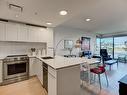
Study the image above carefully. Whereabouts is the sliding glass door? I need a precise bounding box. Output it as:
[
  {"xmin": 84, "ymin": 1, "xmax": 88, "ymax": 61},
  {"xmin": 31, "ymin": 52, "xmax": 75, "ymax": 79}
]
[
  {"xmin": 101, "ymin": 38, "xmax": 113, "ymax": 58},
  {"xmin": 114, "ymin": 36, "xmax": 127, "ymax": 59},
  {"xmin": 96, "ymin": 36, "xmax": 127, "ymax": 59}
]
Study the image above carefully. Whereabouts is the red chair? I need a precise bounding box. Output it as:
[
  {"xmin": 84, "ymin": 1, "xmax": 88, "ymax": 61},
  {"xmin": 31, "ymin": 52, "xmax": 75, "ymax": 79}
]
[{"xmin": 90, "ymin": 65, "xmax": 109, "ymax": 89}]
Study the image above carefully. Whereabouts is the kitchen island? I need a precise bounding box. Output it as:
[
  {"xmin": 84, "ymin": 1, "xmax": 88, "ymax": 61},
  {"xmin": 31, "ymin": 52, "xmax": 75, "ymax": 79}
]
[{"xmin": 36, "ymin": 56, "xmax": 99, "ymax": 95}]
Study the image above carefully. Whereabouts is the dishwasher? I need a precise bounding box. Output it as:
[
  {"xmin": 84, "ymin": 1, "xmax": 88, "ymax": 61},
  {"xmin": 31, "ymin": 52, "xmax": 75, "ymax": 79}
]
[{"xmin": 43, "ymin": 62, "xmax": 48, "ymax": 92}]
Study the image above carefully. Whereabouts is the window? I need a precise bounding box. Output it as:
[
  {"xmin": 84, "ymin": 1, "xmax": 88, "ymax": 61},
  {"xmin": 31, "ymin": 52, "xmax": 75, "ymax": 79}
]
[
  {"xmin": 114, "ymin": 36, "xmax": 127, "ymax": 58},
  {"xmin": 101, "ymin": 37, "xmax": 113, "ymax": 58},
  {"xmin": 96, "ymin": 36, "xmax": 127, "ymax": 59}
]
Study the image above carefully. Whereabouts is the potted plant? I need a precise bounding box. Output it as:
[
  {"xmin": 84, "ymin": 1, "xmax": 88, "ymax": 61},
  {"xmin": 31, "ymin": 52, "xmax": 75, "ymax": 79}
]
[{"xmin": 31, "ymin": 48, "xmax": 36, "ymax": 56}]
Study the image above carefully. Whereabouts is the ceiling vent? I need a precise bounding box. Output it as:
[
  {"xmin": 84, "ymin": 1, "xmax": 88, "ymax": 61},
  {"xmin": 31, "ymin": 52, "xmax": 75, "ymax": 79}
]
[{"xmin": 9, "ymin": 4, "xmax": 23, "ymax": 12}]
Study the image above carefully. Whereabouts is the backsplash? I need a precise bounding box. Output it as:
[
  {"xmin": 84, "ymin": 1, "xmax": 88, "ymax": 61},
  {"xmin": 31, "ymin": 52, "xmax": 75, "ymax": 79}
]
[{"xmin": 0, "ymin": 42, "xmax": 46, "ymax": 57}]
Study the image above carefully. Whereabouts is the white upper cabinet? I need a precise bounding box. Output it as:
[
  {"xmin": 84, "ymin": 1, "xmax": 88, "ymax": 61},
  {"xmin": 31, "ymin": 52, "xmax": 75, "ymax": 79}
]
[
  {"xmin": 28, "ymin": 26, "xmax": 39, "ymax": 42},
  {"xmin": 46, "ymin": 28, "xmax": 53, "ymax": 47},
  {"xmin": 6, "ymin": 22, "xmax": 19, "ymax": 41},
  {"xmin": 28, "ymin": 26, "xmax": 51, "ymax": 43},
  {"xmin": 0, "ymin": 21, "xmax": 53, "ymax": 43},
  {"xmin": 38, "ymin": 27, "xmax": 47, "ymax": 42},
  {"xmin": 0, "ymin": 21, "xmax": 6, "ymax": 41},
  {"xmin": 17, "ymin": 24, "xmax": 28, "ymax": 41}
]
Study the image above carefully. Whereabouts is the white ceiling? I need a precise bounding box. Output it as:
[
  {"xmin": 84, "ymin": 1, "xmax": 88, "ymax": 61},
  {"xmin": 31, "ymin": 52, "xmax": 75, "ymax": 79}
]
[
  {"xmin": 59, "ymin": 0, "xmax": 127, "ymax": 34},
  {"xmin": 0, "ymin": 0, "xmax": 87, "ymax": 27},
  {"xmin": 0, "ymin": 0, "xmax": 127, "ymax": 34}
]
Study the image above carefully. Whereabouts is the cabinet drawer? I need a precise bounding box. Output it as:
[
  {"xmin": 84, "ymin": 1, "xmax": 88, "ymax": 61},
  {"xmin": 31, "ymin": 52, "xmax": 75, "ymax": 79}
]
[{"xmin": 48, "ymin": 66, "xmax": 56, "ymax": 78}]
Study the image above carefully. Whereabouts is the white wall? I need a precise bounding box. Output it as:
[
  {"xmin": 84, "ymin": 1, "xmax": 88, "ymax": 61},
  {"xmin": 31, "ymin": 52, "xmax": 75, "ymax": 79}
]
[
  {"xmin": 0, "ymin": 42, "xmax": 46, "ymax": 58},
  {"xmin": 54, "ymin": 26, "xmax": 96, "ymax": 56}
]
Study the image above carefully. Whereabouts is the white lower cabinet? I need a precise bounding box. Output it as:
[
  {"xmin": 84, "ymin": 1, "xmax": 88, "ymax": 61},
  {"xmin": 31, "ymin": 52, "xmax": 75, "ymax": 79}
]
[
  {"xmin": 0, "ymin": 60, "xmax": 3, "ymax": 83},
  {"xmin": 35, "ymin": 58, "xmax": 43, "ymax": 84},
  {"xmin": 29, "ymin": 58, "xmax": 43, "ymax": 85},
  {"xmin": 48, "ymin": 66, "xmax": 57, "ymax": 95},
  {"xmin": 29, "ymin": 58, "xmax": 59, "ymax": 95},
  {"xmin": 29, "ymin": 58, "xmax": 36, "ymax": 76}
]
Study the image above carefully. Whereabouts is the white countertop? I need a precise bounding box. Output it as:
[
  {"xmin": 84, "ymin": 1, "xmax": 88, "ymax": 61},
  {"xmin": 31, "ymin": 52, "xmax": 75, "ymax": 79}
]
[
  {"xmin": 33, "ymin": 56, "xmax": 100, "ymax": 70},
  {"xmin": 0, "ymin": 56, "xmax": 6, "ymax": 60}
]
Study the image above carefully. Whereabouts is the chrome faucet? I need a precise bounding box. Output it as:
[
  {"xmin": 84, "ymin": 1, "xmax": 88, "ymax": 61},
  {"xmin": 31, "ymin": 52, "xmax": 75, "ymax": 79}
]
[{"xmin": 48, "ymin": 39, "xmax": 64, "ymax": 58}]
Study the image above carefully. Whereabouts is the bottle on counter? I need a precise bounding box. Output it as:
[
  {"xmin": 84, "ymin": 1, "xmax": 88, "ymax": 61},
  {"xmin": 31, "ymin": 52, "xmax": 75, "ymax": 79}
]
[{"xmin": 37, "ymin": 49, "xmax": 41, "ymax": 56}]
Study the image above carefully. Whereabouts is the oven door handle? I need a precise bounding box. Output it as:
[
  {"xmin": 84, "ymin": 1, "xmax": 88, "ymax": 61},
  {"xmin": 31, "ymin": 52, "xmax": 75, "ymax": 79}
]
[{"xmin": 4, "ymin": 61, "xmax": 28, "ymax": 65}]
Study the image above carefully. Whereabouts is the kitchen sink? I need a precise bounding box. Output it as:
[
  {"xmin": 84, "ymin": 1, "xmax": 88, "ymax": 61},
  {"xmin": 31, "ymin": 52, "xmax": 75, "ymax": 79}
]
[{"xmin": 41, "ymin": 56, "xmax": 54, "ymax": 59}]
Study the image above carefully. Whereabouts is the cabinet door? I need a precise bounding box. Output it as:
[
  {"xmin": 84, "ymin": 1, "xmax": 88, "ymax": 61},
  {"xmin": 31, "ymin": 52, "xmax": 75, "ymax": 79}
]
[
  {"xmin": 40, "ymin": 28, "xmax": 53, "ymax": 43},
  {"xmin": 28, "ymin": 26, "xmax": 39, "ymax": 42},
  {"xmin": 6, "ymin": 22, "xmax": 19, "ymax": 41},
  {"xmin": 38, "ymin": 28, "xmax": 46, "ymax": 42},
  {"xmin": 29, "ymin": 58, "xmax": 43, "ymax": 84},
  {"xmin": 46, "ymin": 28, "xmax": 53, "ymax": 44},
  {"xmin": 28, "ymin": 26, "xmax": 53, "ymax": 43},
  {"xmin": 0, "ymin": 60, "xmax": 3, "ymax": 83},
  {"xmin": 18, "ymin": 24, "xmax": 28, "ymax": 41},
  {"xmin": 29, "ymin": 58, "xmax": 36, "ymax": 76},
  {"xmin": 35, "ymin": 59, "xmax": 43, "ymax": 84},
  {"xmin": 48, "ymin": 72, "xmax": 57, "ymax": 95},
  {"xmin": 48, "ymin": 66, "xmax": 57, "ymax": 95},
  {"xmin": 46, "ymin": 28, "xmax": 54, "ymax": 56},
  {"xmin": 0, "ymin": 21, "xmax": 6, "ymax": 41}
]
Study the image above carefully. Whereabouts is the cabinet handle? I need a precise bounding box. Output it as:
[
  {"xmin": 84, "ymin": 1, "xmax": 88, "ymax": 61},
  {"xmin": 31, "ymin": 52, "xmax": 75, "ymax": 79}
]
[
  {"xmin": 48, "ymin": 72, "xmax": 56, "ymax": 78},
  {"xmin": 43, "ymin": 67, "xmax": 48, "ymax": 70}
]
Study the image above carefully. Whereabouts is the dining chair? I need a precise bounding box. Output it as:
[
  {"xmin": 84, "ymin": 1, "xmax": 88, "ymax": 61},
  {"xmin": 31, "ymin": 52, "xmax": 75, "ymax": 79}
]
[
  {"xmin": 100, "ymin": 49, "xmax": 112, "ymax": 63},
  {"xmin": 90, "ymin": 64, "xmax": 109, "ymax": 89}
]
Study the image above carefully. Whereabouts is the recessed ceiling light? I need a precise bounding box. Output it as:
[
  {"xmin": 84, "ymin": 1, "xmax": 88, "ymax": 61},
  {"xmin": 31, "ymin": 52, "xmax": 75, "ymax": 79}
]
[
  {"xmin": 46, "ymin": 22, "xmax": 52, "ymax": 25},
  {"xmin": 86, "ymin": 18, "xmax": 91, "ymax": 22},
  {"xmin": 15, "ymin": 14, "xmax": 19, "ymax": 17},
  {"xmin": 59, "ymin": 10, "xmax": 68, "ymax": 16}
]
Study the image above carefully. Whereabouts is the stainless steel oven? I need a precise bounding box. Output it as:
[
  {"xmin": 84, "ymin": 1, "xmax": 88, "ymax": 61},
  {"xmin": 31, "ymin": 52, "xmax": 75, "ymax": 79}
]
[{"xmin": 3, "ymin": 55, "xmax": 29, "ymax": 85}]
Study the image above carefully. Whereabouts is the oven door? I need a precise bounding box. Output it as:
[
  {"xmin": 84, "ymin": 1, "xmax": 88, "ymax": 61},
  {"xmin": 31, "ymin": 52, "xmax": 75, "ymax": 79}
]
[
  {"xmin": 43, "ymin": 63, "xmax": 48, "ymax": 92},
  {"xmin": 3, "ymin": 61, "xmax": 29, "ymax": 80}
]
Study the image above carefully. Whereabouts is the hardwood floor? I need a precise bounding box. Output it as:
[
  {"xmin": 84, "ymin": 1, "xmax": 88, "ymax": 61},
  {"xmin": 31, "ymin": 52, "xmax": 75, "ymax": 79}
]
[{"xmin": 0, "ymin": 77, "xmax": 46, "ymax": 95}]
